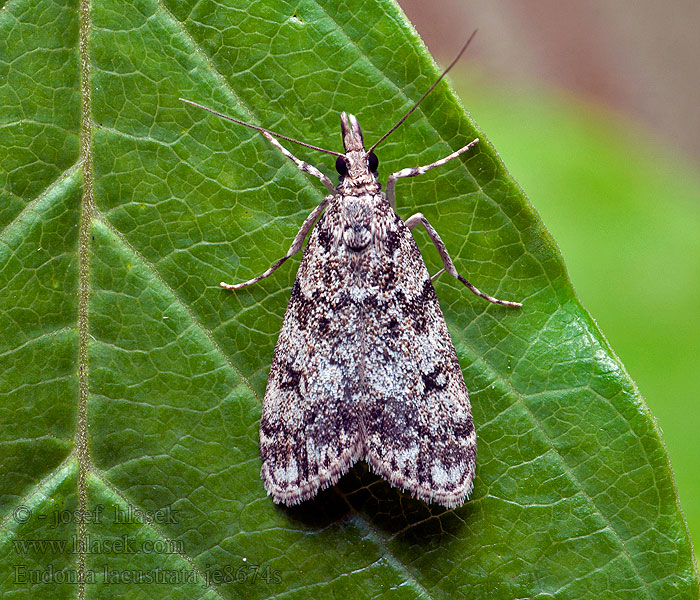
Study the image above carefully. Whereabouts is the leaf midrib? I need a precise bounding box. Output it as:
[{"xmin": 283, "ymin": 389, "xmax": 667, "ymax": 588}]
[{"xmin": 76, "ymin": 0, "xmax": 94, "ymax": 598}]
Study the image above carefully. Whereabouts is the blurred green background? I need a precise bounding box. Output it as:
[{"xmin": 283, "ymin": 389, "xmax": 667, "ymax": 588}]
[
  {"xmin": 455, "ymin": 74, "xmax": 700, "ymax": 559},
  {"xmin": 398, "ymin": 0, "xmax": 700, "ymax": 563}
]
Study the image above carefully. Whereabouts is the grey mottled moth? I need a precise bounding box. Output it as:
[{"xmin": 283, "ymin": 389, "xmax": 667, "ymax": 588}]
[{"xmin": 181, "ymin": 32, "xmax": 522, "ymax": 509}]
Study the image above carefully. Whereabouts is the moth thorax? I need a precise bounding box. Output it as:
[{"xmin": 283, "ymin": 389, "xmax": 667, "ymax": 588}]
[{"xmin": 343, "ymin": 222, "xmax": 372, "ymax": 252}]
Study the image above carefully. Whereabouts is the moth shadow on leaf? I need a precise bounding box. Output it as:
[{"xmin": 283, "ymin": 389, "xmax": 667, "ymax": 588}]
[{"xmin": 278, "ymin": 462, "xmax": 471, "ymax": 543}]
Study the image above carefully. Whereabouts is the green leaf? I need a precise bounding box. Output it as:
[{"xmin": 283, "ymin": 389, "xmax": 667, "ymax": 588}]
[
  {"xmin": 0, "ymin": 0, "xmax": 697, "ymax": 598},
  {"xmin": 461, "ymin": 79, "xmax": 700, "ymax": 564}
]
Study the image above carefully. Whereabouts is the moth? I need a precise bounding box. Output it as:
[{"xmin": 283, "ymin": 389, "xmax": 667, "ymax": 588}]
[{"xmin": 181, "ymin": 32, "xmax": 522, "ymax": 509}]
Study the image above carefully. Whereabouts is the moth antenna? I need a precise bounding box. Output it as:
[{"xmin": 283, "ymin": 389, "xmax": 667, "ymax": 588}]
[
  {"xmin": 367, "ymin": 29, "xmax": 478, "ymax": 155},
  {"xmin": 179, "ymin": 98, "xmax": 344, "ymax": 158}
]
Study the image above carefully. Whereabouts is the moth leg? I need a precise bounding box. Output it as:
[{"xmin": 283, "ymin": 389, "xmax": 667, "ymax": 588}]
[
  {"xmin": 405, "ymin": 212, "xmax": 522, "ymax": 307},
  {"xmin": 261, "ymin": 132, "xmax": 336, "ymax": 193},
  {"xmin": 385, "ymin": 138, "xmax": 479, "ymax": 209},
  {"xmin": 221, "ymin": 194, "xmax": 332, "ymax": 290}
]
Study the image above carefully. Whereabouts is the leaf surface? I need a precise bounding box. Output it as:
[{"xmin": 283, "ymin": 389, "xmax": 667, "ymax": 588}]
[{"xmin": 0, "ymin": 0, "xmax": 697, "ymax": 598}]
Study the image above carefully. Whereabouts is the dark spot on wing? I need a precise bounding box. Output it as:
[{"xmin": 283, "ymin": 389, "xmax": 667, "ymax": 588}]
[
  {"xmin": 387, "ymin": 317, "xmax": 400, "ymax": 338},
  {"xmin": 385, "ymin": 228, "xmax": 401, "ymax": 253},
  {"xmin": 279, "ymin": 364, "xmax": 302, "ymax": 391},
  {"xmin": 288, "ymin": 279, "xmax": 312, "ymax": 330},
  {"xmin": 363, "ymin": 295, "xmax": 378, "ymax": 310},
  {"xmin": 316, "ymin": 224, "xmax": 331, "ymax": 252},
  {"xmin": 422, "ymin": 367, "xmax": 447, "ymax": 392},
  {"xmin": 318, "ymin": 315, "xmax": 330, "ymax": 333}
]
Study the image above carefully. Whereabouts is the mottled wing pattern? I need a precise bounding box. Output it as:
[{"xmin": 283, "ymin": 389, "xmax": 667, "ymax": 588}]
[
  {"xmin": 361, "ymin": 202, "xmax": 476, "ymax": 508},
  {"xmin": 260, "ymin": 199, "xmax": 364, "ymax": 505},
  {"xmin": 261, "ymin": 194, "xmax": 475, "ymax": 508}
]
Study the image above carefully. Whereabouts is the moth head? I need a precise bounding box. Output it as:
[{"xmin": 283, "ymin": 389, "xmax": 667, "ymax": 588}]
[{"xmin": 337, "ymin": 112, "xmax": 379, "ymax": 184}]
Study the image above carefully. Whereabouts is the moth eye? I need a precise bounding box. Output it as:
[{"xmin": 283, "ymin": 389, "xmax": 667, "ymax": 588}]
[
  {"xmin": 368, "ymin": 151, "xmax": 379, "ymax": 172},
  {"xmin": 335, "ymin": 156, "xmax": 349, "ymax": 176}
]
